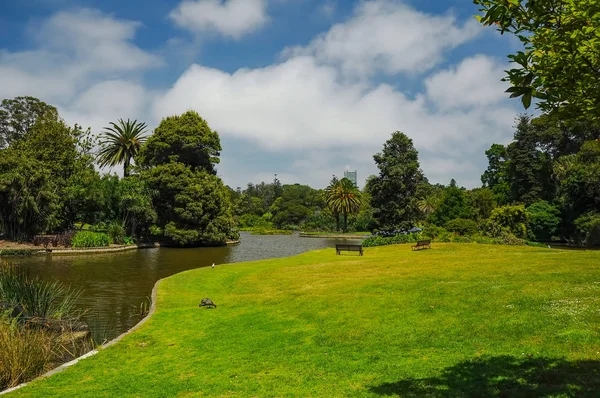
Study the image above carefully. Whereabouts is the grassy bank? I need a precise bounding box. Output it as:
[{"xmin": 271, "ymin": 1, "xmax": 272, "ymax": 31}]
[{"xmin": 12, "ymin": 244, "xmax": 600, "ymax": 396}]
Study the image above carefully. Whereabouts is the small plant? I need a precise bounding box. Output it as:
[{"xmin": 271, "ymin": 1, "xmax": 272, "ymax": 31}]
[
  {"xmin": 71, "ymin": 231, "xmax": 110, "ymax": 248},
  {"xmin": 107, "ymin": 222, "xmax": 126, "ymax": 245},
  {"xmin": 123, "ymin": 236, "xmax": 136, "ymax": 245},
  {"xmin": 250, "ymin": 229, "xmax": 293, "ymax": 236}
]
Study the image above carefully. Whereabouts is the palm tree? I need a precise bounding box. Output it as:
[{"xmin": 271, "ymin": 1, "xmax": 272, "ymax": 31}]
[
  {"xmin": 418, "ymin": 195, "xmax": 439, "ymax": 218},
  {"xmin": 97, "ymin": 119, "xmax": 148, "ymax": 177},
  {"xmin": 326, "ymin": 178, "xmax": 362, "ymax": 232},
  {"xmin": 325, "ymin": 176, "xmax": 341, "ymax": 231}
]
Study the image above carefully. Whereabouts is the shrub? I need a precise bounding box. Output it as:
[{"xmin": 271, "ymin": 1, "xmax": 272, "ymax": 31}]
[
  {"xmin": 250, "ymin": 229, "xmax": 293, "ymax": 236},
  {"xmin": 362, "ymin": 233, "xmax": 421, "ymax": 247},
  {"xmin": 485, "ymin": 205, "xmax": 528, "ymax": 239},
  {"xmin": 526, "ymin": 201, "xmax": 561, "ymax": 241},
  {"xmin": 575, "ymin": 212, "xmax": 600, "ymax": 246},
  {"xmin": 70, "ymin": 231, "xmax": 110, "ymax": 248},
  {"xmin": 444, "ymin": 218, "xmax": 478, "ymax": 236},
  {"xmin": 107, "ymin": 222, "xmax": 126, "ymax": 245},
  {"xmin": 422, "ymin": 225, "xmax": 449, "ymax": 240}
]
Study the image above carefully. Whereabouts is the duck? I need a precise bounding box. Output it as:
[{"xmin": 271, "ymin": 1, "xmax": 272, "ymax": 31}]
[{"xmin": 199, "ymin": 298, "xmax": 217, "ymax": 308}]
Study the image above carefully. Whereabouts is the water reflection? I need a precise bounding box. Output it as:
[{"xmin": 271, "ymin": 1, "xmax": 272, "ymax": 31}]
[{"xmin": 10, "ymin": 232, "xmax": 361, "ymax": 342}]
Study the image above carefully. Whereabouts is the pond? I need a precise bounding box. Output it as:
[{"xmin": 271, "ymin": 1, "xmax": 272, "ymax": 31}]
[{"xmin": 9, "ymin": 232, "xmax": 362, "ymax": 342}]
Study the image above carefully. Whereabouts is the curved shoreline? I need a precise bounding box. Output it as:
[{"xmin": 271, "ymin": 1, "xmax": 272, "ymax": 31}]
[
  {"xmin": 299, "ymin": 233, "xmax": 368, "ymax": 239},
  {"xmin": 0, "ymin": 277, "xmax": 162, "ymax": 395}
]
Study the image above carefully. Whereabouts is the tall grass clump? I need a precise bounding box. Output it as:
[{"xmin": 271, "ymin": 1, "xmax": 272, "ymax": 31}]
[
  {"xmin": 0, "ymin": 266, "xmax": 81, "ymax": 320},
  {"xmin": 0, "ymin": 315, "xmax": 55, "ymax": 390},
  {"xmin": 70, "ymin": 231, "xmax": 110, "ymax": 248}
]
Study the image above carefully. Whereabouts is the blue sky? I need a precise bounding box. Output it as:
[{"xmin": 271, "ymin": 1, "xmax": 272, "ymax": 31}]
[{"xmin": 0, "ymin": 0, "xmax": 523, "ymax": 189}]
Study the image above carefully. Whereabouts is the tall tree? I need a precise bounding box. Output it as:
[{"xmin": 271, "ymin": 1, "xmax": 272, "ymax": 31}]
[
  {"xmin": 138, "ymin": 111, "xmax": 235, "ymax": 246},
  {"xmin": 481, "ymin": 143, "xmax": 510, "ymax": 204},
  {"xmin": 506, "ymin": 115, "xmax": 554, "ymax": 205},
  {"xmin": 139, "ymin": 111, "xmax": 221, "ymax": 174},
  {"xmin": 326, "ymin": 178, "xmax": 362, "ymax": 232},
  {"xmin": 430, "ymin": 180, "xmax": 472, "ymax": 226},
  {"xmin": 97, "ymin": 119, "xmax": 148, "ymax": 177},
  {"xmin": 0, "ymin": 96, "xmax": 59, "ymax": 148},
  {"xmin": 474, "ymin": 0, "xmax": 600, "ymax": 121},
  {"xmin": 325, "ymin": 176, "xmax": 341, "ymax": 231},
  {"xmin": 367, "ymin": 132, "xmax": 424, "ymax": 231}
]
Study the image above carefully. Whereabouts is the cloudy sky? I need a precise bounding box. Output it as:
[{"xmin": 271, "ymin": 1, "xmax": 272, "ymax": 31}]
[{"xmin": 1, "ymin": 0, "xmax": 523, "ymax": 189}]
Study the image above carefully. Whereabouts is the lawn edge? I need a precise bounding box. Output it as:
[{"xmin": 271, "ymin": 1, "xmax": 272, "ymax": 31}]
[{"xmin": 0, "ymin": 279, "xmax": 162, "ymax": 396}]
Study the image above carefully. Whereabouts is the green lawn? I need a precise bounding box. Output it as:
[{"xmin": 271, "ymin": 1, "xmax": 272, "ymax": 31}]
[{"xmin": 12, "ymin": 244, "xmax": 600, "ymax": 397}]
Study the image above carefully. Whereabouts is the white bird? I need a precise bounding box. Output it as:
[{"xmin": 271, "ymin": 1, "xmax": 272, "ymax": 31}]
[{"xmin": 212, "ymin": 263, "xmax": 215, "ymax": 269}]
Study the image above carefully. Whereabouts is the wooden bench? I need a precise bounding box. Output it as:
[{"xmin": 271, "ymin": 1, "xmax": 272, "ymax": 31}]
[
  {"xmin": 336, "ymin": 244, "xmax": 363, "ymax": 256},
  {"xmin": 412, "ymin": 240, "xmax": 431, "ymax": 251}
]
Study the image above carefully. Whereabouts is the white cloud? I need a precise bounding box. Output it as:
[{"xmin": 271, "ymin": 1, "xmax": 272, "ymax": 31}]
[
  {"xmin": 283, "ymin": 0, "xmax": 481, "ymax": 78},
  {"xmin": 154, "ymin": 51, "xmax": 517, "ymax": 188},
  {"xmin": 425, "ymin": 55, "xmax": 509, "ymax": 109},
  {"xmin": 170, "ymin": 0, "xmax": 268, "ymax": 39},
  {"xmin": 0, "ymin": 9, "xmax": 160, "ymax": 133}
]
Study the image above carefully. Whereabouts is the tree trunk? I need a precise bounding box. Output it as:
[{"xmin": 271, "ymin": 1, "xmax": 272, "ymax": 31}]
[
  {"xmin": 124, "ymin": 157, "xmax": 131, "ymax": 178},
  {"xmin": 343, "ymin": 211, "xmax": 348, "ymax": 233}
]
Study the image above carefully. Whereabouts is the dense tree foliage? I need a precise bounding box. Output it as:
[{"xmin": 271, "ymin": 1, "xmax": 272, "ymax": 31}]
[
  {"xmin": 474, "ymin": 0, "xmax": 600, "ymax": 121},
  {"xmin": 367, "ymin": 132, "xmax": 424, "ymax": 231},
  {"xmin": 138, "ymin": 111, "xmax": 235, "ymax": 246},
  {"xmin": 325, "ymin": 178, "xmax": 362, "ymax": 233},
  {"xmin": 0, "ymin": 96, "xmax": 59, "ymax": 149},
  {"xmin": 139, "ymin": 111, "xmax": 222, "ymax": 175}
]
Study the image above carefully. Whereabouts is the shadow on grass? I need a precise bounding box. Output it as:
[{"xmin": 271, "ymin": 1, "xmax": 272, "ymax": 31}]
[{"xmin": 370, "ymin": 356, "xmax": 600, "ymax": 397}]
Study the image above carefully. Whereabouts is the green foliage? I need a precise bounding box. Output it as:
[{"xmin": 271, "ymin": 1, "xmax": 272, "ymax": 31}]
[
  {"xmin": 325, "ymin": 178, "xmax": 362, "ymax": 232},
  {"xmin": 250, "ymin": 229, "xmax": 293, "ymax": 236},
  {"xmin": 0, "ymin": 96, "xmax": 59, "ymax": 149},
  {"xmin": 139, "ymin": 111, "xmax": 222, "ymax": 175},
  {"xmin": 107, "ymin": 221, "xmax": 126, "ymax": 245},
  {"xmin": 367, "ymin": 132, "xmax": 424, "ymax": 231},
  {"xmin": 575, "ymin": 212, "xmax": 600, "ymax": 246},
  {"xmin": 526, "ymin": 201, "xmax": 561, "ymax": 241},
  {"xmin": 0, "ymin": 265, "xmax": 81, "ymax": 320},
  {"xmin": 430, "ymin": 180, "xmax": 472, "ymax": 226},
  {"xmin": 474, "ymin": 0, "xmax": 600, "ymax": 121},
  {"xmin": 237, "ymin": 214, "xmax": 272, "ymax": 229},
  {"xmin": 270, "ymin": 184, "xmax": 321, "ymax": 229},
  {"xmin": 445, "ymin": 218, "xmax": 478, "ymax": 236},
  {"xmin": 97, "ymin": 119, "xmax": 148, "ymax": 177},
  {"xmin": 71, "ymin": 231, "xmax": 110, "ymax": 248},
  {"xmin": 469, "ymin": 188, "xmax": 497, "ymax": 220},
  {"xmin": 506, "ymin": 115, "xmax": 554, "ymax": 204},
  {"xmin": 362, "ymin": 233, "xmax": 422, "ymax": 247},
  {"xmin": 486, "ymin": 205, "xmax": 529, "ymax": 239}
]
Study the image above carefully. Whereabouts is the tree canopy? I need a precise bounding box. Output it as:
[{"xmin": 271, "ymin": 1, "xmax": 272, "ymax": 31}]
[{"xmin": 474, "ymin": 0, "xmax": 600, "ymax": 121}]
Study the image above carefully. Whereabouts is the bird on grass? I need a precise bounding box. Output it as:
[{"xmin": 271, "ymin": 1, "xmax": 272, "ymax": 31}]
[
  {"xmin": 212, "ymin": 263, "xmax": 215, "ymax": 269},
  {"xmin": 199, "ymin": 298, "xmax": 217, "ymax": 308}
]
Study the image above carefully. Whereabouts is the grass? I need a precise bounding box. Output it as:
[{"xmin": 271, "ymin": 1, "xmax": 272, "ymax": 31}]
[
  {"xmin": 300, "ymin": 231, "xmax": 370, "ymax": 236},
  {"xmin": 11, "ymin": 244, "xmax": 600, "ymax": 397},
  {"xmin": 249, "ymin": 228, "xmax": 294, "ymax": 235}
]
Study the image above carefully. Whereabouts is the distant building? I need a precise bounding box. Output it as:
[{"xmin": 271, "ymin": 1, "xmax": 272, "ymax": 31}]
[{"xmin": 344, "ymin": 170, "xmax": 358, "ymax": 187}]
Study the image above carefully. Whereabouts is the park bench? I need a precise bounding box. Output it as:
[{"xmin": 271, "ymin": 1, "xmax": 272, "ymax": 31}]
[
  {"xmin": 412, "ymin": 240, "xmax": 431, "ymax": 251},
  {"xmin": 335, "ymin": 244, "xmax": 363, "ymax": 256}
]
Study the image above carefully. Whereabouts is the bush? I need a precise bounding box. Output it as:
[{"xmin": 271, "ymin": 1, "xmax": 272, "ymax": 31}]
[
  {"xmin": 107, "ymin": 222, "xmax": 126, "ymax": 245},
  {"xmin": 575, "ymin": 212, "xmax": 600, "ymax": 246},
  {"xmin": 363, "ymin": 233, "xmax": 421, "ymax": 247},
  {"xmin": 444, "ymin": 218, "xmax": 478, "ymax": 236},
  {"xmin": 71, "ymin": 231, "xmax": 110, "ymax": 248},
  {"xmin": 422, "ymin": 225, "xmax": 449, "ymax": 240},
  {"xmin": 250, "ymin": 229, "xmax": 293, "ymax": 236},
  {"xmin": 526, "ymin": 201, "xmax": 561, "ymax": 241},
  {"xmin": 487, "ymin": 205, "xmax": 528, "ymax": 238}
]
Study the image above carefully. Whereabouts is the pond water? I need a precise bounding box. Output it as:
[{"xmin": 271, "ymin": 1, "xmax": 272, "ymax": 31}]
[{"xmin": 9, "ymin": 232, "xmax": 362, "ymax": 342}]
